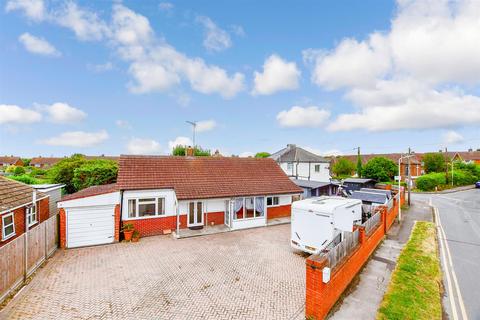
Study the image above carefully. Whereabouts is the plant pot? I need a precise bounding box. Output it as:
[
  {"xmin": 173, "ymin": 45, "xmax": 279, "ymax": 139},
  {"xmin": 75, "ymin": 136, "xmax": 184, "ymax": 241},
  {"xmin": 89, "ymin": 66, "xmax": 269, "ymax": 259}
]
[
  {"xmin": 132, "ymin": 237, "xmax": 140, "ymax": 243},
  {"xmin": 124, "ymin": 230, "xmax": 134, "ymax": 241}
]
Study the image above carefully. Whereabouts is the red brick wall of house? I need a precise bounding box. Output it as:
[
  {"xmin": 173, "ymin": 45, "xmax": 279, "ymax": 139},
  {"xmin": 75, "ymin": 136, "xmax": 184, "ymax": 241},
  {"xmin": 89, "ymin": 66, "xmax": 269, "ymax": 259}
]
[
  {"xmin": 0, "ymin": 198, "xmax": 50, "ymax": 248},
  {"xmin": 267, "ymin": 204, "xmax": 291, "ymax": 219},
  {"xmin": 205, "ymin": 211, "xmax": 224, "ymax": 226},
  {"xmin": 124, "ymin": 215, "xmax": 188, "ymax": 237},
  {"xmin": 305, "ymin": 192, "xmax": 403, "ymax": 320}
]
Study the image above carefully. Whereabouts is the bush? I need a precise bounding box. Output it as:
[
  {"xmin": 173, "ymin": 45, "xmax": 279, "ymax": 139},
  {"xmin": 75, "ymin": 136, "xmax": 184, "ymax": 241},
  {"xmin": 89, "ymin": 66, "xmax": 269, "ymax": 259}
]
[
  {"xmin": 72, "ymin": 159, "xmax": 118, "ymax": 191},
  {"xmin": 254, "ymin": 152, "xmax": 271, "ymax": 158},
  {"xmin": 452, "ymin": 170, "xmax": 477, "ymax": 186},
  {"xmin": 333, "ymin": 157, "xmax": 356, "ymax": 177},
  {"xmin": 5, "ymin": 165, "xmax": 16, "ymax": 173},
  {"xmin": 416, "ymin": 173, "xmax": 446, "ymax": 191},
  {"xmin": 48, "ymin": 155, "xmax": 87, "ymax": 193},
  {"xmin": 13, "ymin": 166, "xmax": 26, "ymax": 176},
  {"xmin": 423, "ymin": 153, "xmax": 447, "ymax": 173},
  {"xmin": 172, "ymin": 145, "xmax": 211, "ymax": 156},
  {"xmin": 9, "ymin": 174, "xmax": 43, "ymax": 185},
  {"xmin": 362, "ymin": 157, "xmax": 398, "ymax": 182}
]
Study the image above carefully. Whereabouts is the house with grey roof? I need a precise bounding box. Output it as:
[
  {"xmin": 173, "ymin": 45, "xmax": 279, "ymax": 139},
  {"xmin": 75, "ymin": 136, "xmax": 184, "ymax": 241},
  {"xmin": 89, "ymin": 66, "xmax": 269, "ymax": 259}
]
[{"xmin": 270, "ymin": 144, "xmax": 331, "ymax": 182}]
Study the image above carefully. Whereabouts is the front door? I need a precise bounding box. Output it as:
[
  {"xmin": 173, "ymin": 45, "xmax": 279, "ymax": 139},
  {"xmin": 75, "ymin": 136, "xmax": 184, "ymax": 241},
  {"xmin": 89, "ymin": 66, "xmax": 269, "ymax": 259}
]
[{"xmin": 188, "ymin": 201, "xmax": 203, "ymax": 227}]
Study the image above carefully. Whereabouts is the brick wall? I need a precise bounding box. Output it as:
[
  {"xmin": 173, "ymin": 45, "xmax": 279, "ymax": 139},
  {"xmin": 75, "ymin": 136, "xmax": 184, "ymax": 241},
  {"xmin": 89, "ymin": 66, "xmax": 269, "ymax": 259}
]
[
  {"xmin": 267, "ymin": 204, "xmax": 291, "ymax": 219},
  {"xmin": 125, "ymin": 215, "xmax": 188, "ymax": 237},
  {"xmin": 59, "ymin": 208, "xmax": 66, "ymax": 249},
  {"xmin": 305, "ymin": 192, "xmax": 403, "ymax": 320},
  {"xmin": 114, "ymin": 204, "xmax": 120, "ymax": 241},
  {"xmin": 205, "ymin": 211, "xmax": 224, "ymax": 226},
  {"xmin": 0, "ymin": 198, "xmax": 50, "ymax": 248}
]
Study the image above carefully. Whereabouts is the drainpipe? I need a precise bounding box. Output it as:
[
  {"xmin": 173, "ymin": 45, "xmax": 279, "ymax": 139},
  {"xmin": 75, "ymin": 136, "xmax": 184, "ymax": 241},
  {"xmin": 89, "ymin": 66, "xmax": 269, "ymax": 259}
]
[{"xmin": 176, "ymin": 199, "xmax": 179, "ymax": 237}]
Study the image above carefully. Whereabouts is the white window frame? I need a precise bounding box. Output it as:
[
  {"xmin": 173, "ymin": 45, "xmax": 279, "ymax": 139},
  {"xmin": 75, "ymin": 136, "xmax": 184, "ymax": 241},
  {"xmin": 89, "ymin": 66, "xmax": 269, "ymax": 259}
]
[
  {"xmin": 127, "ymin": 197, "xmax": 166, "ymax": 219},
  {"xmin": 266, "ymin": 196, "xmax": 280, "ymax": 207},
  {"xmin": 26, "ymin": 205, "xmax": 38, "ymax": 227},
  {"xmin": 232, "ymin": 197, "xmax": 265, "ymax": 221},
  {"xmin": 287, "ymin": 163, "xmax": 293, "ymax": 171},
  {"xmin": 2, "ymin": 212, "xmax": 16, "ymax": 241},
  {"xmin": 314, "ymin": 164, "xmax": 321, "ymax": 172}
]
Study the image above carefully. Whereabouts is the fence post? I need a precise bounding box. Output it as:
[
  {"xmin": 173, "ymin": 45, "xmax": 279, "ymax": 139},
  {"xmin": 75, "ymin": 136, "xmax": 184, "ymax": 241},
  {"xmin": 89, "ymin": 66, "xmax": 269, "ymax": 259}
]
[
  {"xmin": 358, "ymin": 226, "xmax": 366, "ymax": 244},
  {"xmin": 44, "ymin": 220, "xmax": 48, "ymax": 260}
]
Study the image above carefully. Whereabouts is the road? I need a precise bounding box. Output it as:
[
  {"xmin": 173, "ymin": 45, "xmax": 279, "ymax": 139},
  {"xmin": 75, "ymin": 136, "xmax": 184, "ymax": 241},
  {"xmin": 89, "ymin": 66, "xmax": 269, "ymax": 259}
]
[{"xmin": 413, "ymin": 189, "xmax": 480, "ymax": 320}]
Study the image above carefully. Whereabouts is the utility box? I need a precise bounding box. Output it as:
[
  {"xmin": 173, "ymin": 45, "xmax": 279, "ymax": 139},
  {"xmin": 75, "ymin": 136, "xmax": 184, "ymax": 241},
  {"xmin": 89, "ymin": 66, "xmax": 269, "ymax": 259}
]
[{"xmin": 322, "ymin": 267, "xmax": 331, "ymax": 283}]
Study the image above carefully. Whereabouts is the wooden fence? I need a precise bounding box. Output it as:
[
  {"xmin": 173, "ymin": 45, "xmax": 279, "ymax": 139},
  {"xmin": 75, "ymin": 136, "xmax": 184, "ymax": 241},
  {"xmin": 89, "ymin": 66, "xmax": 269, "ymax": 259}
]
[{"xmin": 0, "ymin": 214, "xmax": 58, "ymax": 303}]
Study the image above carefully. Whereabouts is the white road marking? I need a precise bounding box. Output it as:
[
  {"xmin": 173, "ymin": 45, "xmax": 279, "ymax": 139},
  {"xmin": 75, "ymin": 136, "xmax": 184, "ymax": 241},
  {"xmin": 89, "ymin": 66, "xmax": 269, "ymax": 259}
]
[{"xmin": 433, "ymin": 202, "xmax": 469, "ymax": 320}]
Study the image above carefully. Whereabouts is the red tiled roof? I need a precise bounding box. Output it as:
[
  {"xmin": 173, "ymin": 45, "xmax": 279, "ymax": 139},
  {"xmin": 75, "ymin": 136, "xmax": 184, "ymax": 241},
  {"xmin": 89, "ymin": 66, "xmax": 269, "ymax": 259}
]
[
  {"xmin": 0, "ymin": 156, "xmax": 21, "ymax": 165},
  {"xmin": 340, "ymin": 153, "xmax": 422, "ymax": 165},
  {"xmin": 117, "ymin": 155, "xmax": 302, "ymax": 200},
  {"xmin": 454, "ymin": 151, "xmax": 480, "ymax": 161},
  {"xmin": 61, "ymin": 183, "xmax": 118, "ymax": 202},
  {"xmin": 0, "ymin": 177, "xmax": 47, "ymax": 212},
  {"xmin": 30, "ymin": 157, "xmax": 63, "ymax": 166}
]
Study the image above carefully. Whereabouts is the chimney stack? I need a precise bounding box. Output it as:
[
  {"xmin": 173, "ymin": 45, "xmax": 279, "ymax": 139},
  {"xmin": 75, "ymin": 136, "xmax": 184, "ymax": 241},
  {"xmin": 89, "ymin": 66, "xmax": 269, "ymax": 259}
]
[{"xmin": 186, "ymin": 146, "xmax": 194, "ymax": 157}]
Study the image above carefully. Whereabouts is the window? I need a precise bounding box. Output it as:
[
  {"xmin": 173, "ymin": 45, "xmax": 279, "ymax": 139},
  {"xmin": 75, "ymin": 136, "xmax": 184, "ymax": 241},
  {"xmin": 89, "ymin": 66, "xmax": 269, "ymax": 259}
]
[
  {"xmin": 2, "ymin": 213, "xmax": 15, "ymax": 240},
  {"xmin": 254, "ymin": 197, "xmax": 264, "ymax": 217},
  {"xmin": 26, "ymin": 205, "xmax": 37, "ymax": 227},
  {"xmin": 233, "ymin": 197, "xmax": 265, "ymax": 220},
  {"xmin": 127, "ymin": 197, "xmax": 166, "ymax": 218},
  {"xmin": 287, "ymin": 163, "xmax": 293, "ymax": 171},
  {"xmin": 314, "ymin": 164, "xmax": 321, "ymax": 172},
  {"xmin": 266, "ymin": 196, "xmax": 279, "ymax": 206}
]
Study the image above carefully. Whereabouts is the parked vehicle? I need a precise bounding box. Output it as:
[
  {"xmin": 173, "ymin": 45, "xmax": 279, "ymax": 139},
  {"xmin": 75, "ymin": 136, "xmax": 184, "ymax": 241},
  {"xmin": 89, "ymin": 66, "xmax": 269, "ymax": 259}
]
[
  {"xmin": 475, "ymin": 181, "xmax": 480, "ymax": 188},
  {"xmin": 291, "ymin": 196, "xmax": 362, "ymax": 254}
]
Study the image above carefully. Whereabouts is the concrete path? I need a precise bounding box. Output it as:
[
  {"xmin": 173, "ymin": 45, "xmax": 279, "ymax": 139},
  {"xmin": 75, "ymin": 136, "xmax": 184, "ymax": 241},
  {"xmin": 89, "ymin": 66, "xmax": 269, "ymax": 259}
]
[{"xmin": 329, "ymin": 201, "xmax": 433, "ymax": 319}]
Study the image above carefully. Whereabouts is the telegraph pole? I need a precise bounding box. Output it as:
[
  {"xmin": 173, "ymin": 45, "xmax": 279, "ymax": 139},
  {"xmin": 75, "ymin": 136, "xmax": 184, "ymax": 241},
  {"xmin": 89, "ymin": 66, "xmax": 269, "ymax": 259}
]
[
  {"xmin": 407, "ymin": 147, "xmax": 412, "ymax": 206},
  {"xmin": 186, "ymin": 121, "xmax": 197, "ymax": 148},
  {"xmin": 356, "ymin": 147, "xmax": 362, "ymax": 178}
]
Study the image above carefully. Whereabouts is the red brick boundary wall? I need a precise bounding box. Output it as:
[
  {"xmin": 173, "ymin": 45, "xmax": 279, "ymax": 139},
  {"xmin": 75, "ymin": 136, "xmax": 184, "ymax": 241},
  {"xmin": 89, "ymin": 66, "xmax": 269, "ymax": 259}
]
[
  {"xmin": 267, "ymin": 204, "xmax": 291, "ymax": 219},
  {"xmin": 59, "ymin": 208, "xmax": 66, "ymax": 249},
  {"xmin": 305, "ymin": 193, "xmax": 404, "ymax": 320}
]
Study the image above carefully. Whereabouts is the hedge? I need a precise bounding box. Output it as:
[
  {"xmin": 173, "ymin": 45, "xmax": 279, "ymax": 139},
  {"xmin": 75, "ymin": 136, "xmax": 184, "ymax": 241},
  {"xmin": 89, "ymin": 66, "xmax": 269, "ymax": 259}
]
[{"xmin": 415, "ymin": 173, "xmax": 446, "ymax": 191}]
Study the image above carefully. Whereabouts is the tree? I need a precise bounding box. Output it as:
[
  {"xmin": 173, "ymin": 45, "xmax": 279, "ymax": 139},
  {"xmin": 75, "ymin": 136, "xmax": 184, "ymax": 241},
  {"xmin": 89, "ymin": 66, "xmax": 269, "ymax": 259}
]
[
  {"xmin": 356, "ymin": 149, "xmax": 363, "ymax": 178},
  {"xmin": 48, "ymin": 155, "xmax": 87, "ymax": 193},
  {"xmin": 22, "ymin": 158, "xmax": 31, "ymax": 166},
  {"xmin": 332, "ymin": 157, "xmax": 356, "ymax": 177},
  {"xmin": 172, "ymin": 145, "xmax": 211, "ymax": 156},
  {"xmin": 422, "ymin": 153, "xmax": 447, "ymax": 173},
  {"xmin": 13, "ymin": 166, "xmax": 26, "ymax": 176},
  {"xmin": 362, "ymin": 157, "xmax": 398, "ymax": 182},
  {"xmin": 72, "ymin": 160, "xmax": 118, "ymax": 191},
  {"xmin": 255, "ymin": 152, "xmax": 271, "ymax": 158}
]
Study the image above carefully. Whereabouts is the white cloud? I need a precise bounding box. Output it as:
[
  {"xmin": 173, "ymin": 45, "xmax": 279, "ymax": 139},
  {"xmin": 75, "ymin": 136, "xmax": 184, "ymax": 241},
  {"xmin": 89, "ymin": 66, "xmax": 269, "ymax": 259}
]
[
  {"xmin": 304, "ymin": 146, "xmax": 342, "ymax": 157},
  {"xmin": 196, "ymin": 120, "xmax": 217, "ymax": 133},
  {"xmin": 45, "ymin": 102, "xmax": 86, "ymax": 123},
  {"xmin": 158, "ymin": 2, "xmax": 174, "ymax": 12},
  {"xmin": 53, "ymin": 1, "xmax": 110, "ymax": 41},
  {"xmin": 253, "ymin": 54, "xmax": 301, "ymax": 95},
  {"xmin": 306, "ymin": 0, "xmax": 480, "ymax": 131},
  {"xmin": 277, "ymin": 106, "xmax": 330, "ymax": 128},
  {"xmin": 196, "ymin": 15, "xmax": 232, "ymax": 52},
  {"xmin": 5, "ymin": 0, "xmax": 45, "ymax": 21},
  {"xmin": 112, "ymin": 4, "xmax": 152, "ymax": 47},
  {"xmin": 328, "ymin": 88, "xmax": 480, "ymax": 132},
  {"xmin": 230, "ymin": 25, "xmax": 245, "ymax": 37},
  {"xmin": 443, "ymin": 130, "xmax": 464, "ymax": 146},
  {"xmin": 41, "ymin": 130, "xmax": 108, "ymax": 147},
  {"xmin": 0, "ymin": 104, "xmax": 42, "ymax": 124},
  {"xmin": 116, "ymin": 120, "xmax": 131, "ymax": 129},
  {"xmin": 168, "ymin": 136, "xmax": 192, "ymax": 151},
  {"xmin": 18, "ymin": 33, "xmax": 60, "ymax": 57},
  {"xmin": 126, "ymin": 137, "xmax": 162, "ymax": 154},
  {"xmin": 87, "ymin": 61, "xmax": 113, "ymax": 73}
]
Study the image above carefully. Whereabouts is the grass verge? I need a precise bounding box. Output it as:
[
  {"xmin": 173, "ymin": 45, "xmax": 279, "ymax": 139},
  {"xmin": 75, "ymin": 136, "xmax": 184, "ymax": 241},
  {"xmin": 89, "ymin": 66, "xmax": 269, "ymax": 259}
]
[{"xmin": 377, "ymin": 221, "xmax": 442, "ymax": 320}]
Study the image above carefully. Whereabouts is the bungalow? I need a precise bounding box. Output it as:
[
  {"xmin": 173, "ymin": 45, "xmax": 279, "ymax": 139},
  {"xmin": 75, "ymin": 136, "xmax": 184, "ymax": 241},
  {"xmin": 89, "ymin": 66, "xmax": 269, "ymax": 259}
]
[
  {"xmin": 452, "ymin": 150, "xmax": 480, "ymax": 165},
  {"xmin": 0, "ymin": 177, "xmax": 50, "ymax": 247},
  {"xmin": 30, "ymin": 157, "xmax": 62, "ymax": 168},
  {"xmin": 57, "ymin": 155, "xmax": 302, "ymax": 249},
  {"xmin": 0, "ymin": 156, "xmax": 23, "ymax": 168}
]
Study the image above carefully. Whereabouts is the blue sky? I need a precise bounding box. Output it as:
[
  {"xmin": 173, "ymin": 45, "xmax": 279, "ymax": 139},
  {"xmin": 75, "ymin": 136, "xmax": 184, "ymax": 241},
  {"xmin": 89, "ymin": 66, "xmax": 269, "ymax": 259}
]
[{"xmin": 1, "ymin": 0, "xmax": 479, "ymax": 157}]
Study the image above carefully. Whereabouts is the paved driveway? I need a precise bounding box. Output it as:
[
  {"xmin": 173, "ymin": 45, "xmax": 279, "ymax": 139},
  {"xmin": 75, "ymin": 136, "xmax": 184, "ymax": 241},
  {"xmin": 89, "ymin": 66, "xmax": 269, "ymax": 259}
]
[{"xmin": 0, "ymin": 224, "xmax": 306, "ymax": 320}]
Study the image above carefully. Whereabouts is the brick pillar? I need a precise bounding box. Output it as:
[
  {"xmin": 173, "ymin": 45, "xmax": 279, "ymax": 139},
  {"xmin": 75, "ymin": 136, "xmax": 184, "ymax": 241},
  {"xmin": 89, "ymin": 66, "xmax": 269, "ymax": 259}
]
[
  {"xmin": 114, "ymin": 204, "xmax": 121, "ymax": 242},
  {"xmin": 358, "ymin": 226, "xmax": 366, "ymax": 244},
  {"xmin": 59, "ymin": 208, "xmax": 66, "ymax": 249},
  {"xmin": 382, "ymin": 207, "xmax": 387, "ymax": 234}
]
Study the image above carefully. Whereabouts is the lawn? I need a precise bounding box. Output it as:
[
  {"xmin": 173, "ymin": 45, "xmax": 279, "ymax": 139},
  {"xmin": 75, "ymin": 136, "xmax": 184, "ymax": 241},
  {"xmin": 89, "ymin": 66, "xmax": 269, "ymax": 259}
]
[{"xmin": 377, "ymin": 221, "xmax": 442, "ymax": 320}]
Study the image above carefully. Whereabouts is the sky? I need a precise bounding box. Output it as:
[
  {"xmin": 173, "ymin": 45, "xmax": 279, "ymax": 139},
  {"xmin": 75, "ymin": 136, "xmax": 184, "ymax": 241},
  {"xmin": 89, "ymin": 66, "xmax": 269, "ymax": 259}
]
[{"xmin": 1, "ymin": 0, "xmax": 480, "ymax": 158}]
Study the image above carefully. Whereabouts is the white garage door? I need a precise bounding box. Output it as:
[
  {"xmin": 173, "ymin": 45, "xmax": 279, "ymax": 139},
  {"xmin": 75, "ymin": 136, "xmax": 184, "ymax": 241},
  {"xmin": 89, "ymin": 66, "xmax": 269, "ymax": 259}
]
[{"xmin": 67, "ymin": 205, "xmax": 115, "ymax": 248}]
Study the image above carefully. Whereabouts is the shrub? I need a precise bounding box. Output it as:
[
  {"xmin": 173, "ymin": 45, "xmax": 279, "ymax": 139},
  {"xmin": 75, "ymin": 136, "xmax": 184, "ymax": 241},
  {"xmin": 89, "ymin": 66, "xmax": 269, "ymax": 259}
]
[
  {"xmin": 254, "ymin": 152, "xmax": 271, "ymax": 158},
  {"xmin": 172, "ymin": 145, "xmax": 211, "ymax": 156},
  {"xmin": 72, "ymin": 159, "xmax": 118, "ymax": 191},
  {"xmin": 5, "ymin": 165, "xmax": 16, "ymax": 173},
  {"xmin": 9, "ymin": 174, "xmax": 42, "ymax": 184},
  {"xmin": 362, "ymin": 157, "xmax": 398, "ymax": 182},
  {"xmin": 452, "ymin": 170, "xmax": 477, "ymax": 186},
  {"xmin": 48, "ymin": 155, "xmax": 87, "ymax": 193},
  {"xmin": 416, "ymin": 173, "xmax": 446, "ymax": 191},
  {"xmin": 13, "ymin": 166, "xmax": 26, "ymax": 176},
  {"xmin": 333, "ymin": 157, "xmax": 356, "ymax": 177},
  {"xmin": 423, "ymin": 153, "xmax": 447, "ymax": 173}
]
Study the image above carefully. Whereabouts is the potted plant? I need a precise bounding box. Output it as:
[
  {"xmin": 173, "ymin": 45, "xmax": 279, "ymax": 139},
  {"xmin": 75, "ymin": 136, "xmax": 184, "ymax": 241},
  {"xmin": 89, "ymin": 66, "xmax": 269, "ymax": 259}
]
[
  {"xmin": 132, "ymin": 230, "xmax": 140, "ymax": 243},
  {"xmin": 122, "ymin": 223, "xmax": 134, "ymax": 241}
]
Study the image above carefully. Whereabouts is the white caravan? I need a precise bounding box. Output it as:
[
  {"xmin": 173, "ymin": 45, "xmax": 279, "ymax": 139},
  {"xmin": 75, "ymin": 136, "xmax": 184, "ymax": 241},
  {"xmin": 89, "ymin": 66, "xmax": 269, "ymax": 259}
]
[{"xmin": 291, "ymin": 196, "xmax": 362, "ymax": 254}]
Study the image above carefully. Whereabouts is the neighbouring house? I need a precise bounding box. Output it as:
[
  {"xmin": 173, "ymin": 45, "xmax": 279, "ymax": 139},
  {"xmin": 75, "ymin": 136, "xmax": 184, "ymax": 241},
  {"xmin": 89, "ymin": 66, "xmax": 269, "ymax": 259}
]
[
  {"xmin": 0, "ymin": 156, "xmax": 24, "ymax": 168},
  {"xmin": 270, "ymin": 144, "xmax": 332, "ymax": 182},
  {"xmin": 0, "ymin": 177, "xmax": 50, "ymax": 247},
  {"xmin": 31, "ymin": 184, "xmax": 64, "ymax": 217},
  {"xmin": 342, "ymin": 178, "xmax": 376, "ymax": 192},
  {"xmin": 339, "ymin": 153, "xmax": 424, "ymax": 181},
  {"xmin": 452, "ymin": 150, "xmax": 480, "ymax": 165},
  {"xmin": 57, "ymin": 155, "xmax": 302, "ymax": 249},
  {"xmin": 291, "ymin": 179, "xmax": 340, "ymax": 198},
  {"xmin": 30, "ymin": 157, "xmax": 63, "ymax": 168}
]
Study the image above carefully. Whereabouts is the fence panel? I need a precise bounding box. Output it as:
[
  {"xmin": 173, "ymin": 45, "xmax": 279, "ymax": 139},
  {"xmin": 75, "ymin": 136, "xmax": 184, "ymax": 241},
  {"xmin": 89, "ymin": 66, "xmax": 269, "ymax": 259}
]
[
  {"xmin": 363, "ymin": 211, "xmax": 381, "ymax": 235},
  {"xmin": 325, "ymin": 229, "xmax": 360, "ymax": 268},
  {"xmin": 0, "ymin": 215, "xmax": 58, "ymax": 304}
]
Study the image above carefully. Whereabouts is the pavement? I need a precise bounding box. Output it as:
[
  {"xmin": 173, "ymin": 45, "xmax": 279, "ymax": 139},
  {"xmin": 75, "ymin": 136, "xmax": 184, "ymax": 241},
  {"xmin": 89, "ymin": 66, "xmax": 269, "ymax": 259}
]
[
  {"xmin": 329, "ymin": 200, "xmax": 433, "ymax": 320},
  {"xmin": 413, "ymin": 188, "xmax": 480, "ymax": 320},
  {"xmin": 0, "ymin": 224, "xmax": 306, "ymax": 320}
]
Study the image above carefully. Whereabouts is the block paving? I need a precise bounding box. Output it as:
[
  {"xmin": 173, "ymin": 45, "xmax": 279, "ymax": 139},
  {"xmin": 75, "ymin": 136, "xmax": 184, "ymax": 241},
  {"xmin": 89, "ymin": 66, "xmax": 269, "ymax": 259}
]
[{"xmin": 0, "ymin": 224, "xmax": 306, "ymax": 320}]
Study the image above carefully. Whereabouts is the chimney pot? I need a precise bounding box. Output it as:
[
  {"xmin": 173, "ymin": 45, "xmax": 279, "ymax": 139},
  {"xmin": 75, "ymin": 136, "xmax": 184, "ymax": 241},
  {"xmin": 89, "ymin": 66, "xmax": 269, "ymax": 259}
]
[{"xmin": 186, "ymin": 146, "xmax": 194, "ymax": 157}]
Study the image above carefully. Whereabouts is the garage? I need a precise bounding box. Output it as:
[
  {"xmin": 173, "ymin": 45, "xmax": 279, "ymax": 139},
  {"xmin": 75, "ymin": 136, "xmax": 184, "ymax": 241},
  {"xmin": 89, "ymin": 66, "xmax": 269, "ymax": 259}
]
[
  {"xmin": 57, "ymin": 184, "xmax": 120, "ymax": 249},
  {"xmin": 67, "ymin": 205, "xmax": 115, "ymax": 248}
]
